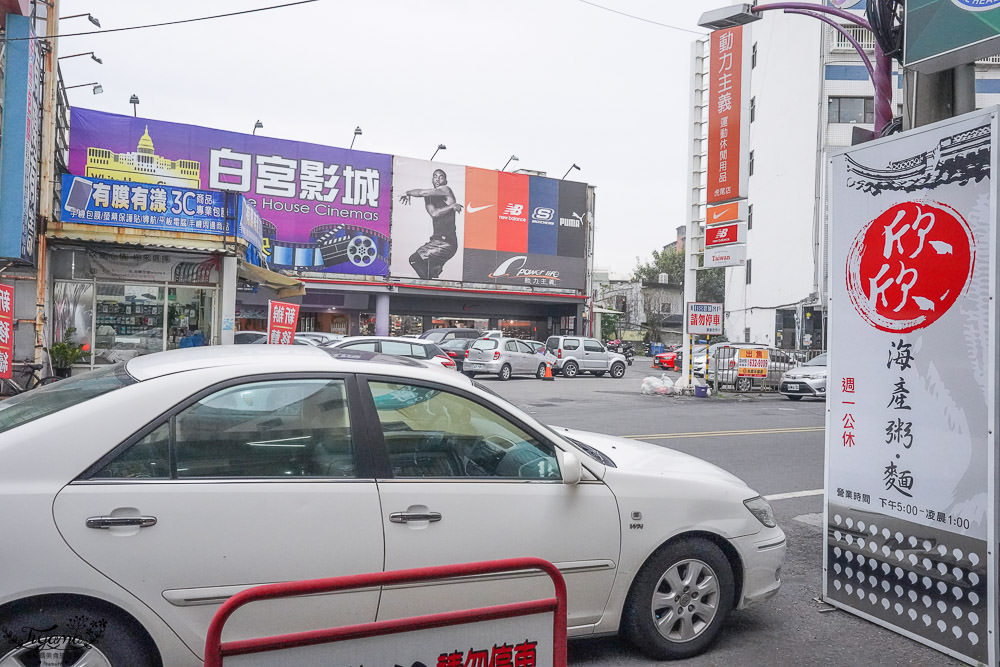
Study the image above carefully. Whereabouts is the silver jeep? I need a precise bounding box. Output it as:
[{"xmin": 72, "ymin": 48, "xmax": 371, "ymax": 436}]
[{"xmin": 544, "ymin": 336, "xmax": 628, "ymax": 378}]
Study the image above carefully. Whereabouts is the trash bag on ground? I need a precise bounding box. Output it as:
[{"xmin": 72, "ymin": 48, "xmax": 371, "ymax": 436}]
[{"xmin": 640, "ymin": 376, "xmax": 665, "ymax": 395}]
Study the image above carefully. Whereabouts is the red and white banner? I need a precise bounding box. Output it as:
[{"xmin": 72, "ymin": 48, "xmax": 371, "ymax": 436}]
[
  {"xmin": 703, "ymin": 244, "xmax": 746, "ymax": 268},
  {"xmin": 266, "ymin": 300, "xmax": 299, "ymax": 345},
  {"xmin": 0, "ymin": 283, "xmax": 12, "ymax": 379},
  {"xmin": 705, "ymin": 222, "xmax": 746, "ymax": 247},
  {"xmin": 707, "ymin": 26, "xmax": 751, "ymax": 206}
]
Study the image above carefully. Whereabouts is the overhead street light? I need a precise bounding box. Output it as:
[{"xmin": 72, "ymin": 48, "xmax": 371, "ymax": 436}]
[
  {"xmin": 60, "ymin": 13, "xmax": 101, "ymax": 28},
  {"xmin": 561, "ymin": 163, "xmax": 581, "ymax": 180},
  {"xmin": 697, "ymin": 4, "xmax": 762, "ymax": 30},
  {"xmin": 58, "ymin": 51, "xmax": 103, "ymax": 64},
  {"xmin": 253, "ymin": 120, "xmax": 263, "ymax": 135},
  {"xmin": 65, "ymin": 82, "xmax": 103, "ymax": 95},
  {"xmin": 350, "ymin": 126, "xmax": 362, "ymax": 149},
  {"xmin": 130, "ymin": 94, "xmax": 140, "ymax": 117},
  {"xmin": 431, "ymin": 144, "xmax": 446, "ymax": 160},
  {"xmin": 501, "ymin": 154, "xmax": 519, "ymax": 171}
]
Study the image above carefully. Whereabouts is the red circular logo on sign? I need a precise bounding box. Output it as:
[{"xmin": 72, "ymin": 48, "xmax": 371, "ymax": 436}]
[{"xmin": 846, "ymin": 201, "xmax": 975, "ymax": 333}]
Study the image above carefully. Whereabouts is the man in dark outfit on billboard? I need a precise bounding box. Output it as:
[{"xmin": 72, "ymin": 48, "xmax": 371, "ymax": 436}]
[{"xmin": 399, "ymin": 169, "xmax": 463, "ymax": 279}]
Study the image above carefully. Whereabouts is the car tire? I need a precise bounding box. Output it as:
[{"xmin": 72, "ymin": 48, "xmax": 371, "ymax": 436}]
[
  {"xmin": 622, "ymin": 538, "xmax": 734, "ymax": 661},
  {"xmin": 498, "ymin": 364, "xmax": 512, "ymax": 381},
  {"xmin": 734, "ymin": 377, "xmax": 752, "ymax": 392},
  {"xmin": 786, "ymin": 394, "xmax": 803, "ymax": 401},
  {"xmin": 594, "ymin": 371, "xmax": 606, "ymax": 377},
  {"xmin": 610, "ymin": 362, "xmax": 626, "ymax": 378},
  {"xmin": 463, "ymin": 371, "xmax": 476, "ymax": 378},
  {"xmin": 562, "ymin": 361, "xmax": 579, "ymax": 378},
  {"xmin": 0, "ymin": 597, "xmax": 162, "ymax": 667},
  {"xmin": 536, "ymin": 363, "xmax": 547, "ymax": 379}
]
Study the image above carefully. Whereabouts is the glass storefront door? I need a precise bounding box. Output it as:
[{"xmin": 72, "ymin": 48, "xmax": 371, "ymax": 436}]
[{"xmin": 167, "ymin": 287, "xmax": 215, "ymax": 350}]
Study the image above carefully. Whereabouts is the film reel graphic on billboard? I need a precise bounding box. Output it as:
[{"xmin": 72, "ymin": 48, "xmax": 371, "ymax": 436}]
[{"xmin": 261, "ymin": 221, "xmax": 389, "ymax": 274}]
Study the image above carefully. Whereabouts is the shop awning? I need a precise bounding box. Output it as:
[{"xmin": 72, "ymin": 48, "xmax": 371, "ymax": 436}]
[{"xmin": 237, "ymin": 261, "xmax": 306, "ymax": 298}]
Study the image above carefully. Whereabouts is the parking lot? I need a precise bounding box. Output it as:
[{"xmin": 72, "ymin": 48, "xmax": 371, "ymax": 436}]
[{"xmin": 483, "ymin": 359, "xmax": 962, "ymax": 666}]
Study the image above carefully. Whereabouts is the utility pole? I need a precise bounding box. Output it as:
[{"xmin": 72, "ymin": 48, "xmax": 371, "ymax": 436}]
[{"xmin": 35, "ymin": 0, "xmax": 60, "ymax": 365}]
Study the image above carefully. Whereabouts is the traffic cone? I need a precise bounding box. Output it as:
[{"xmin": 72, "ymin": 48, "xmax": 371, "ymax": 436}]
[{"xmin": 543, "ymin": 363, "xmax": 555, "ymax": 381}]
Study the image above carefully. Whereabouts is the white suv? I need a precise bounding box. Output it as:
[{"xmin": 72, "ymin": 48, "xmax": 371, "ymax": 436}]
[{"xmin": 544, "ymin": 336, "xmax": 628, "ymax": 378}]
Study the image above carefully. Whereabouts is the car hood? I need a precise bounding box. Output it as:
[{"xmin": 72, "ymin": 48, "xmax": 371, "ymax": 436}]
[
  {"xmin": 551, "ymin": 426, "xmax": 748, "ymax": 488},
  {"xmin": 784, "ymin": 366, "xmax": 828, "ymax": 379}
]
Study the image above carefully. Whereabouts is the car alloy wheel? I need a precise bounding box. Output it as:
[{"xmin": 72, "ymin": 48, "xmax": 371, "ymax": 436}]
[
  {"xmin": 562, "ymin": 361, "xmax": 579, "ymax": 378},
  {"xmin": 623, "ymin": 538, "xmax": 734, "ymax": 660},
  {"xmin": 498, "ymin": 364, "xmax": 512, "ymax": 381},
  {"xmin": 735, "ymin": 377, "xmax": 752, "ymax": 392},
  {"xmin": 611, "ymin": 362, "xmax": 626, "ymax": 378},
  {"xmin": 536, "ymin": 363, "xmax": 547, "ymax": 379}
]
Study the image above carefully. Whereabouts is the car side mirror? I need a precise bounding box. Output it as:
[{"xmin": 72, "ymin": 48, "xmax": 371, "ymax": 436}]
[{"xmin": 557, "ymin": 448, "xmax": 582, "ymax": 485}]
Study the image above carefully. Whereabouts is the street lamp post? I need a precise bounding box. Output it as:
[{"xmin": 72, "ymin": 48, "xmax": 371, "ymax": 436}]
[
  {"xmin": 65, "ymin": 82, "xmax": 103, "ymax": 94},
  {"xmin": 561, "ymin": 163, "xmax": 581, "ymax": 180},
  {"xmin": 698, "ymin": 2, "xmax": 893, "ymax": 133},
  {"xmin": 60, "ymin": 13, "xmax": 101, "ymax": 27},
  {"xmin": 253, "ymin": 120, "xmax": 263, "ymax": 135},
  {"xmin": 431, "ymin": 144, "xmax": 446, "ymax": 160},
  {"xmin": 58, "ymin": 51, "xmax": 102, "ymax": 64},
  {"xmin": 350, "ymin": 126, "xmax": 362, "ymax": 149},
  {"xmin": 501, "ymin": 155, "xmax": 519, "ymax": 172},
  {"xmin": 129, "ymin": 94, "xmax": 140, "ymax": 117}
]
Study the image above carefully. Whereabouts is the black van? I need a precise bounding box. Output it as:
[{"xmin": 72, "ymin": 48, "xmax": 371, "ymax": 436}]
[{"xmin": 418, "ymin": 328, "xmax": 482, "ymax": 344}]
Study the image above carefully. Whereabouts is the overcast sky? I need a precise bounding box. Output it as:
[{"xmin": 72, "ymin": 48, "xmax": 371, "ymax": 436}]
[{"xmin": 55, "ymin": 0, "xmax": 719, "ymax": 275}]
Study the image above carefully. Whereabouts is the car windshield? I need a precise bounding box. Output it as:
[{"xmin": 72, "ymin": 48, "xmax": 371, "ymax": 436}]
[
  {"xmin": 472, "ymin": 339, "xmax": 498, "ymax": 351},
  {"xmin": 0, "ymin": 364, "xmax": 137, "ymax": 434},
  {"xmin": 805, "ymin": 353, "xmax": 828, "ymax": 366}
]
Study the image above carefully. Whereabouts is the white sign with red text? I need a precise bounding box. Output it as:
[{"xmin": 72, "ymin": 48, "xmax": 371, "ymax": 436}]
[
  {"xmin": 825, "ymin": 108, "xmax": 996, "ymax": 665},
  {"xmin": 703, "ymin": 244, "xmax": 746, "ymax": 267},
  {"xmin": 686, "ymin": 302, "xmax": 723, "ymax": 335},
  {"xmin": 266, "ymin": 300, "xmax": 300, "ymax": 345}
]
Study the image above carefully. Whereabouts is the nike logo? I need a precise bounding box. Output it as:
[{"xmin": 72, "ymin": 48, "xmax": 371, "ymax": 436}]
[
  {"xmin": 711, "ymin": 209, "xmax": 728, "ymax": 220},
  {"xmin": 467, "ymin": 204, "xmax": 494, "ymax": 214}
]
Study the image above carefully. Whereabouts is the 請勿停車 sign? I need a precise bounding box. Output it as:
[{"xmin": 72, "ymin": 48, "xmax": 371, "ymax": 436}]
[{"xmin": 687, "ymin": 302, "xmax": 723, "ymax": 335}]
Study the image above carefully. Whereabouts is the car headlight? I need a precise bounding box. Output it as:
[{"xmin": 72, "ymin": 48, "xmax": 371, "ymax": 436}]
[{"xmin": 744, "ymin": 496, "xmax": 777, "ymax": 527}]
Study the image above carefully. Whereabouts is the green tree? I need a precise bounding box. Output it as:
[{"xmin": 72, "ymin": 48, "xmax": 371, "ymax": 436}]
[{"xmin": 633, "ymin": 248, "xmax": 724, "ymax": 303}]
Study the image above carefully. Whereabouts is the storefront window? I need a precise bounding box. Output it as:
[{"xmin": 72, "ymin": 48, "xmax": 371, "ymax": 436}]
[
  {"xmin": 167, "ymin": 287, "xmax": 215, "ymax": 349},
  {"xmin": 94, "ymin": 284, "xmax": 165, "ymax": 364},
  {"xmin": 52, "ymin": 282, "xmax": 95, "ymax": 353}
]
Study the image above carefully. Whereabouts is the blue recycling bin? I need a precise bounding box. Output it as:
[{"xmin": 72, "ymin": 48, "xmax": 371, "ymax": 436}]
[{"xmin": 650, "ymin": 343, "xmax": 664, "ymax": 355}]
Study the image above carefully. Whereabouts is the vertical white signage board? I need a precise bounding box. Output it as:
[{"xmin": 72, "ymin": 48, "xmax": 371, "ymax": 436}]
[{"xmin": 826, "ymin": 108, "xmax": 998, "ymax": 665}]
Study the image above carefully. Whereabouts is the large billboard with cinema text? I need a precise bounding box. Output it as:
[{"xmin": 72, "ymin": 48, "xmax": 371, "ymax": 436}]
[{"xmin": 68, "ymin": 108, "xmax": 590, "ymax": 290}]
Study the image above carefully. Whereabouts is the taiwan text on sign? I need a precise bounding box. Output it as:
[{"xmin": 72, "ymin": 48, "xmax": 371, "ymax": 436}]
[
  {"xmin": 706, "ymin": 200, "xmax": 749, "ymax": 225},
  {"xmin": 266, "ymin": 300, "xmax": 299, "ymax": 345},
  {"xmin": 707, "ymin": 25, "xmax": 751, "ymax": 205},
  {"xmin": 704, "ymin": 244, "xmax": 746, "ymax": 267},
  {"xmin": 825, "ymin": 108, "xmax": 996, "ymax": 665},
  {"xmin": 737, "ymin": 348, "xmax": 769, "ymax": 377},
  {"xmin": 705, "ymin": 222, "xmax": 746, "ymax": 247},
  {"xmin": 0, "ymin": 283, "xmax": 13, "ymax": 379},
  {"xmin": 687, "ymin": 302, "xmax": 723, "ymax": 335}
]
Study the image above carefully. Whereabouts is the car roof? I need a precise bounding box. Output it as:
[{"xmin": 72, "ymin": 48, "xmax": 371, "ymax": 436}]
[
  {"xmin": 333, "ymin": 335, "xmax": 434, "ymax": 345},
  {"xmin": 124, "ymin": 345, "xmax": 458, "ymax": 382}
]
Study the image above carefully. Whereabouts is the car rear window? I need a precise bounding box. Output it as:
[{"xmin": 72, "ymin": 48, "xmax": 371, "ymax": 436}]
[
  {"xmin": 563, "ymin": 338, "xmax": 580, "ymax": 350},
  {"xmin": 472, "ymin": 339, "xmax": 498, "ymax": 351},
  {"xmin": 0, "ymin": 364, "xmax": 137, "ymax": 434}
]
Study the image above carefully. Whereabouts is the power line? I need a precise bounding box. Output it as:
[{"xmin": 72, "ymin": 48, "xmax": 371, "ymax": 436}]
[
  {"xmin": 576, "ymin": 0, "xmax": 707, "ymax": 36},
  {"xmin": 2, "ymin": 0, "xmax": 319, "ymax": 42}
]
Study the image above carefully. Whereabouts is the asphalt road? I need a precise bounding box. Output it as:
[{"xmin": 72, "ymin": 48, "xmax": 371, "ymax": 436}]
[{"xmin": 480, "ymin": 358, "xmax": 963, "ymax": 666}]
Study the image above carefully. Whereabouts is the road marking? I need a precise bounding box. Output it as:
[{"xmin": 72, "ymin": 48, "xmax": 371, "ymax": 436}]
[
  {"xmin": 624, "ymin": 426, "xmax": 824, "ymax": 440},
  {"xmin": 767, "ymin": 489, "xmax": 824, "ymax": 501}
]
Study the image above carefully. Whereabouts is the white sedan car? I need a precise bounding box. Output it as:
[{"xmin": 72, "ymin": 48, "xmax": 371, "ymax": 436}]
[{"xmin": 0, "ymin": 346, "xmax": 784, "ymax": 665}]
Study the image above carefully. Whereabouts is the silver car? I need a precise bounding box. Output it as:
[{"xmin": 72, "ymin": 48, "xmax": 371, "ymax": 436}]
[
  {"xmin": 463, "ymin": 337, "xmax": 549, "ymax": 380},
  {"xmin": 544, "ymin": 336, "xmax": 628, "ymax": 378},
  {"xmin": 694, "ymin": 343, "xmax": 796, "ymax": 392},
  {"xmin": 778, "ymin": 352, "xmax": 827, "ymax": 400}
]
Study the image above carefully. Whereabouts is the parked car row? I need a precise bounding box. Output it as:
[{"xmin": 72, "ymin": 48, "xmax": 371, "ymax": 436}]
[{"xmin": 0, "ymin": 344, "xmax": 784, "ymax": 665}]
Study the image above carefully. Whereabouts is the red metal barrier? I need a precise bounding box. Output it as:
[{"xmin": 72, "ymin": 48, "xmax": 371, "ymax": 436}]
[{"xmin": 204, "ymin": 557, "xmax": 567, "ymax": 667}]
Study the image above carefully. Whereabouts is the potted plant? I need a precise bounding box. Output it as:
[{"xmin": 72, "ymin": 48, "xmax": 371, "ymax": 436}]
[{"xmin": 46, "ymin": 327, "xmax": 89, "ymax": 377}]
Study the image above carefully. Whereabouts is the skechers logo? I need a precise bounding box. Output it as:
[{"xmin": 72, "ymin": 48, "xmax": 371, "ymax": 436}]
[{"xmin": 531, "ymin": 207, "xmax": 555, "ymax": 224}]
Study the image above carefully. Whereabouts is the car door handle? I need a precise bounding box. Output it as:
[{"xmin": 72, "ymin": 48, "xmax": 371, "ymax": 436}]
[
  {"xmin": 86, "ymin": 515, "xmax": 158, "ymax": 529},
  {"xmin": 389, "ymin": 511, "xmax": 442, "ymax": 524}
]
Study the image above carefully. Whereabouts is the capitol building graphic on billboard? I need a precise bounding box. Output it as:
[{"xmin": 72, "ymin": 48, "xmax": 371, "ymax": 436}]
[{"xmin": 85, "ymin": 125, "xmax": 201, "ymax": 187}]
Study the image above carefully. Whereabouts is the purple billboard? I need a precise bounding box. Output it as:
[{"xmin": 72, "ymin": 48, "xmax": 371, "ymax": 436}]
[{"xmin": 68, "ymin": 108, "xmax": 392, "ymax": 275}]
